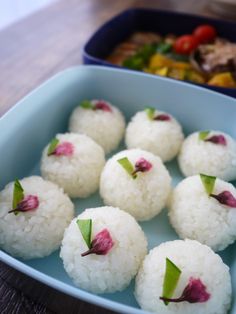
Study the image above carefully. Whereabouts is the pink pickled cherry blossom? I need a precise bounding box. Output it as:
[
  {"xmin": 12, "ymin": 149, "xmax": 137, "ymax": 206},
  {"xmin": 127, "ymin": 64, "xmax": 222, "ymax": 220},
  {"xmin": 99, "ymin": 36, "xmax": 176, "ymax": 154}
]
[
  {"xmin": 205, "ymin": 135, "xmax": 227, "ymax": 146},
  {"xmin": 94, "ymin": 100, "xmax": 112, "ymax": 112},
  {"xmin": 8, "ymin": 195, "xmax": 39, "ymax": 214},
  {"xmin": 160, "ymin": 277, "xmax": 210, "ymax": 304},
  {"xmin": 154, "ymin": 114, "xmax": 171, "ymax": 121},
  {"xmin": 53, "ymin": 142, "xmax": 74, "ymax": 156},
  {"xmin": 132, "ymin": 158, "xmax": 152, "ymax": 176},
  {"xmin": 210, "ymin": 191, "xmax": 236, "ymax": 207},
  {"xmin": 81, "ymin": 228, "xmax": 114, "ymax": 257},
  {"xmin": 135, "ymin": 158, "xmax": 152, "ymax": 171},
  {"xmin": 179, "ymin": 278, "xmax": 211, "ymax": 303}
]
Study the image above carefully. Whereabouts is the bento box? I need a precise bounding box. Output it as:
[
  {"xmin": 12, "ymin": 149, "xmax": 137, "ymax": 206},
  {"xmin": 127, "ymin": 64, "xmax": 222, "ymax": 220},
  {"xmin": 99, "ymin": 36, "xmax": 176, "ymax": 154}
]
[
  {"xmin": 0, "ymin": 66, "xmax": 235, "ymax": 314},
  {"xmin": 83, "ymin": 8, "xmax": 236, "ymax": 98}
]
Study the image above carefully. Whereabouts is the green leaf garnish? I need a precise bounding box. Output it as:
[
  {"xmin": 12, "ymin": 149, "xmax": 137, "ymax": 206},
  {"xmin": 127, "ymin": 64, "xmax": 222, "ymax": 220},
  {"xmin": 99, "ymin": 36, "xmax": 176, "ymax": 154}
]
[
  {"xmin": 117, "ymin": 157, "xmax": 136, "ymax": 179},
  {"xmin": 12, "ymin": 179, "xmax": 24, "ymax": 210},
  {"xmin": 47, "ymin": 138, "xmax": 59, "ymax": 156},
  {"xmin": 80, "ymin": 100, "xmax": 94, "ymax": 109},
  {"xmin": 77, "ymin": 219, "xmax": 92, "ymax": 249},
  {"xmin": 145, "ymin": 107, "xmax": 156, "ymax": 120},
  {"xmin": 200, "ymin": 173, "xmax": 216, "ymax": 195},
  {"xmin": 161, "ymin": 258, "xmax": 182, "ymax": 305},
  {"xmin": 199, "ymin": 130, "xmax": 210, "ymax": 141}
]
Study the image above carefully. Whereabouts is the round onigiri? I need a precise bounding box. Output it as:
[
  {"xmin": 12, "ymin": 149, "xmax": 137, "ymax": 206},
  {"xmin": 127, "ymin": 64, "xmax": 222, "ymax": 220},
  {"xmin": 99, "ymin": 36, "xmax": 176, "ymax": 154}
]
[
  {"xmin": 41, "ymin": 133, "xmax": 105, "ymax": 198},
  {"xmin": 60, "ymin": 206, "xmax": 147, "ymax": 294},
  {"xmin": 0, "ymin": 176, "xmax": 74, "ymax": 259},
  {"xmin": 135, "ymin": 239, "xmax": 232, "ymax": 314},
  {"xmin": 100, "ymin": 149, "xmax": 171, "ymax": 221},
  {"xmin": 178, "ymin": 130, "xmax": 236, "ymax": 181},
  {"xmin": 125, "ymin": 109, "xmax": 184, "ymax": 162},
  {"xmin": 69, "ymin": 99, "xmax": 126, "ymax": 154},
  {"xmin": 168, "ymin": 175, "xmax": 236, "ymax": 251}
]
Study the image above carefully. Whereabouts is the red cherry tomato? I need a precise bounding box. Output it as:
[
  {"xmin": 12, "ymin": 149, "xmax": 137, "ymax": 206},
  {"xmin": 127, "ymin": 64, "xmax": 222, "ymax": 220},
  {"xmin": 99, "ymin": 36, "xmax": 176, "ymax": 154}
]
[
  {"xmin": 193, "ymin": 25, "xmax": 216, "ymax": 43},
  {"xmin": 174, "ymin": 35, "xmax": 199, "ymax": 55}
]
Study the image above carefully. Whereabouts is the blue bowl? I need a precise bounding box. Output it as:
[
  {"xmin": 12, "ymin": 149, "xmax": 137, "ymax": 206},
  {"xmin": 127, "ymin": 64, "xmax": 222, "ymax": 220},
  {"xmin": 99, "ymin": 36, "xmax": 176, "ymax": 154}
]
[
  {"xmin": 0, "ymin": 65, "xmax": 235, "ymax": 314},
  {"xmin": 83, "ymin": 8, "xmax": 236, "ymax": 98}
]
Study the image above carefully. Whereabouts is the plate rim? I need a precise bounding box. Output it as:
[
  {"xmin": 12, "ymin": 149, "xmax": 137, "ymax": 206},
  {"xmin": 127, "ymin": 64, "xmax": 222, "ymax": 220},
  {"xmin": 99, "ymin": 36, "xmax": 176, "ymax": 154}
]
[{"xmin": 1, "ymin": 65, "xmax": 236, "ymax": 314}]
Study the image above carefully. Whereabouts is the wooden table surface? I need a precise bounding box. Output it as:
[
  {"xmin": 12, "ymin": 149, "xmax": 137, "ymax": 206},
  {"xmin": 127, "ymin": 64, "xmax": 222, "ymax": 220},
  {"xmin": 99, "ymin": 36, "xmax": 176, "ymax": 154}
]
[{"xmin": 0, "ymin": 0, "xmax": 228, "ymax": 313}]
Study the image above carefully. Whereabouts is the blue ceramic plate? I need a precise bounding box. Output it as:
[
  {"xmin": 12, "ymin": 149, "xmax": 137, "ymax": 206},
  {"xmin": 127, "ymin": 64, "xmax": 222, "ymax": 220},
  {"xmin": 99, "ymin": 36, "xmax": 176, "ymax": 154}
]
[
  {"xmin": 83, "ymin": 8, "xmax": 236, "ymax": 98},
  {"xmin": 0, "ymin": 65, "xmax": 235, "ymax": 314}
]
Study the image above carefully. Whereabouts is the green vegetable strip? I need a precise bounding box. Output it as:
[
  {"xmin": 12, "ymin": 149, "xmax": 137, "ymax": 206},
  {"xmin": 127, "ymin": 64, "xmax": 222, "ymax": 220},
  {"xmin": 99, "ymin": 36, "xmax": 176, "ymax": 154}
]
[
  {"xmin": 12, "ymin": 179, "xmax": 24, "ymax": 210},
  {"xmin": 200, "ymin": 173, "xmax": 216, "ymax": 195},
  {"xmin": 156, "ymin": 42, "xmax": 172, "ymax": 54},
  {"xmin": 77, "ymin": 219, "xmax": 92, "ymax": 249},
  {"xmin": 145, "ymin": 107, "xmax": 156, "ymax": 120},
  {"xmin": 161, "ymin": 258, "xmax": 182, "ymax": 306},
  {"xmin": 117, "ymin": 157, "xmax": 136, "ymax": 178},
  {"xmin": 80, "ymin": 100, "xmax": 93, "ymax": 109},
  {"xmin": 199, "ymin": 130, "xmax": 210, "ymax": 141},
  {"xmin": 122, "ymin": 43, "xmax": 158, "ymax": 70},
  {"xmin": 47, "ymin": 138, "xmax": 59, "ymax": 156},
  {"xmin": 122, "ymin": 42, "xmax": 190, "ymax": 71}
]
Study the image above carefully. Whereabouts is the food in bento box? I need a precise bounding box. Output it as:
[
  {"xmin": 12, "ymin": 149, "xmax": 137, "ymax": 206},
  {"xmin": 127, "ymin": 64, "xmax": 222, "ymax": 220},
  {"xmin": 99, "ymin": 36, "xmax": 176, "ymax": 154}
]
[
  {"xmin": 60, "ymin": 206, "xmax": 147, "ymax": 293},
  {"xmin": 125, "ymin": 108, "xmax": 184, "ymax": 162},
  {"xmin": 41, "ymin": 133, "xmax": 105, "ymax": 198},
  {"xmin": 0, "ymin": 176, "xmax": 74, "ymax": 259},
  {"xmin": 168, "ymin": 174, "xmax": 236, "ymax": 251},
  {"xmin": 100, "ymin": 148, "xmax": 171, "ymax": 221},
  {"xmin": 107, "ymin": 25, "xmax": 236, "ymax": 88},
  {"xmin": 69, "ymin": 99, "xmax": 125, "ymax": 154},
  {"xmin": 135, "ymin": 239, "xmax": 231, "ymax": 314},
  {"xmin": 178, "ymin": 130, "xmax": 236, "ymax": 181}
]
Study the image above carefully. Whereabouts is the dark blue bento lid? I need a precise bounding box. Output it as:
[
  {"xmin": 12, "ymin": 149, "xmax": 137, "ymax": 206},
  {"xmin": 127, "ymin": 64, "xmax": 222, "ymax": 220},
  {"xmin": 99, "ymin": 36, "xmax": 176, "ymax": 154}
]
[{"xmin": 83, "ymin": 8, "xmax": 236, "ymax": 98}]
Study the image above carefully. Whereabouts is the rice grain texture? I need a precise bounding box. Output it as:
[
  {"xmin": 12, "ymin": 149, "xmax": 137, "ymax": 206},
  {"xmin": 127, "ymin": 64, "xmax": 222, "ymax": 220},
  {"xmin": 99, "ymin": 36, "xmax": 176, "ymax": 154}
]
[
  {"xmin": 0, "ymin": 176, "xmax": 74, "ymax": 259},
  {"xmin": 169, "ymin": 175, "xmax": 236, "ymax": 251},
  {"xmin": 69, "ymin": 100, "xmax": 125, "ymax": 154},
  {"xmin": 41, "ymin": 133, "xmax": 105, "ymax": 198},
  {"xmin": 178, "ymin": 131, "xmax": 236, "ymax": 181},
  {"xmin": 100, "ymin": 149, "xmax": 171, "ymax": 221},
  {"xmin": 125, "ymin": 110, "xmax": 184, "ymax": 162},
  {"xmin": 135, "ymin": 239, "xmax": 232, "ymax": 314},
  {"xmin": 60, "ymin": 206, "xmax": 147, "ymax": 293}
]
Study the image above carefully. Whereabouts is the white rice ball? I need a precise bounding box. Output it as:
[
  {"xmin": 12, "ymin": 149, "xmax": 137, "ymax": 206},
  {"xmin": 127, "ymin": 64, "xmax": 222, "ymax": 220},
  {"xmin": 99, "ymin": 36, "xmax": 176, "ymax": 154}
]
[
  {"xmin": 178, "ymin": 131, "xmax": 236, "ymax": 181},
  {"xmin": 100, "ymin": 149, "xmax": 171, "ymax": 221},
  {"xmin": 41, "ymin": 133, "xmax": 105, "ymax": 198},
  {"xmin": 125, "ymin": 109, "xmax": 184, "ymax": 162},
  {"xmin": 60, "ymin": 206, "xmax": 147, "ymax": 294},
  {"xmin": 69, "ymin": 100, "xmax": 125, "ymax": 154},
  {"xmin": 0, "ymin": 176, "xmax": 74, "ymax": 259},
  {"xmin": 169, "ymin": 175, "xmax": 236, "ymax": 251},
  {"xmin": 135, "ymin": 239, "xmax": 232, "ymax": 314}
]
